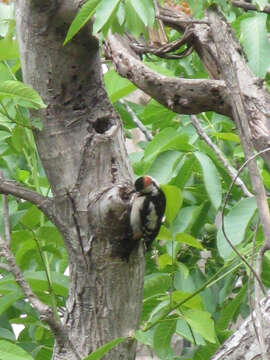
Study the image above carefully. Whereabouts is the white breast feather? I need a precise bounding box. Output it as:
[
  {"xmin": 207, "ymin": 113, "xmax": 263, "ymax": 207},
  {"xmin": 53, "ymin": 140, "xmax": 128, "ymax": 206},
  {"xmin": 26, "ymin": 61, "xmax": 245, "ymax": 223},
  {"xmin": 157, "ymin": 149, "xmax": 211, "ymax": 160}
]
[{"xmin": 130, "ymin": 196, "xmax": 144, "ymax": 234}]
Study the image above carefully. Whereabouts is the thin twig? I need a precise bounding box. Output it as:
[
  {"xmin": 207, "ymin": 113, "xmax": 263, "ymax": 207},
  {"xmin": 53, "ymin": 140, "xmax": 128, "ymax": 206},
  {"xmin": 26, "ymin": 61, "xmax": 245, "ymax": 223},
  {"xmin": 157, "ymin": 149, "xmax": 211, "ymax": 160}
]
[
  {"xmin": 0, "ymin": 232, "xmax": 81, "ymax": 358},
  {"xmin": 157, "ymin": 14, "xmax": 210, "ymax": 25},
  {"xmin": 221, "ymin": 152, "xmax": 270, "ymax": 296},
  {"xmin": 0, "ymin": 178, "xmax": 54, "ymax": 221},
  {"xmin": 230, "ymin": 0, "xmax": 270, "ymax": 14},
  {"xmin": 248, "ymin": 223, "xmax": 260, "ymax": 344},
  {"xmin": 0, "ymin": 263, "xmax": 10, "ymax": 271},
  {"xmin": 119, "ymin": 99, "xmax": 153, "ymax": 141},
  {"xmin": 255, "ymin": 245, "xmax": 268, "ymax": 357},
  {"xmin": 2, "ymin": 196, "xmax": 11, "ymax": 247},
  {"xmin": 190, "ymin": 115, "xmax": 252, "ymax": 197},
  {"xmin": 0, "ymin": 235, "xmax": 60, "ymax": 329},
  {"xmin": 209, "ymin": 11, "xmax": 270, "ymax": 357},
  {"xmin": 2, "ymin": 194, "xmax": 11, "ymax": 247}
]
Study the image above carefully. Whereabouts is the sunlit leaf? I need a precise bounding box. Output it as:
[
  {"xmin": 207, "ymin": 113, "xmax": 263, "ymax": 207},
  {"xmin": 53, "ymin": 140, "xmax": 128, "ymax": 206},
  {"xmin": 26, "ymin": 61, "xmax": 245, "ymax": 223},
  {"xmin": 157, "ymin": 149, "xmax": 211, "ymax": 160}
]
[
  {"xmin": 194, "ymin": 152, "xmax": 222, "ymax": 210},
  {"xmin": 217, "ymin": 197, "xmax": 257, "ymax": 259},
  {"xmin": 241, "ymin": 13, "xmax": 270, "ymax": 77},
  {"xmin": 183, "ymin": 309, "xmax": 216, "ymax": 343},
  {"xmin": 0, "ymin": 81, "xmax": 46, "ymax": 109},
  {"xmin": 0, "ymin": 340, "xmax": 34, "ymax": 360},
  {"xmin": 64, "ymin": 0, "xmax": 100, "ymax": 44},
  {"xmin": 162, "ymin": 185, "xmax": 182, "ymax": 225},
  {"xmin": 175, "ymin": 233, "xmax": 203, "ymax": 250},
  {"xmin": 93, "ymin": 0, "xmax": 121, "ymax": 35},
  {"xmin": 127, "ymin": 0, "xmax": 155, "ymax": 27},
  {"xmin": 104, "ymin": 70, "xmax": 136, "ymax": 103},
  {"xmin": 82, "ymin": 337, "xmax": 125, "ymax": 360},
  {"xmin": 153, "ymin": 315, "xmax": 177, "ymax": 359}
]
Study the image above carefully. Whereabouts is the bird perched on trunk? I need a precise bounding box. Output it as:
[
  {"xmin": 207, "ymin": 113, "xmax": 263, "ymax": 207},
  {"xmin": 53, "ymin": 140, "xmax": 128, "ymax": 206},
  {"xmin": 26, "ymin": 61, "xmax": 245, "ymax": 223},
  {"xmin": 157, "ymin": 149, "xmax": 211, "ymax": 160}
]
[{"xmin": 130, "ymin": 176, "xmax": 166, "ymax": 251}]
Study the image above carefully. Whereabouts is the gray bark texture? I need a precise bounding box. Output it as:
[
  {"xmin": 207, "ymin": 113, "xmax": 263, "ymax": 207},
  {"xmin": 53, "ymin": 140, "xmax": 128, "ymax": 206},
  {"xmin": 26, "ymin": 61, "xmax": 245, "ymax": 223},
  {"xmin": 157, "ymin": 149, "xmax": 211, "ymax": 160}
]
[
  {"xmin": 106, "ymin": 5, "xmax": 270, "ymax": 168},
  {"xmin": 15, "ymin": 1, "xmax": 145, "ymax": 359}
]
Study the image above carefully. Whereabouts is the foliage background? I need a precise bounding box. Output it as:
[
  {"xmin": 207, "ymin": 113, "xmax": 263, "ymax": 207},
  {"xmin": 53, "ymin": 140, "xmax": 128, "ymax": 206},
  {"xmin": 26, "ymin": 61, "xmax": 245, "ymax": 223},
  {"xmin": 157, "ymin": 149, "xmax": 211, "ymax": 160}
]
[{"xmin": 0, "ymin": 0, "xmax": 270, "ymax": 359}]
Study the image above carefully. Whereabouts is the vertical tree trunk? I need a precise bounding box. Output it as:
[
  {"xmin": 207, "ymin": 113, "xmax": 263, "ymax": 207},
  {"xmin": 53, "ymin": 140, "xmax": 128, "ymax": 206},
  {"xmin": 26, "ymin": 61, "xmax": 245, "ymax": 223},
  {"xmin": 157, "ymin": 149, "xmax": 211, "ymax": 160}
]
[{"xmin": 15, "ymin": 1, "xmax": 145, "ymax": 359}]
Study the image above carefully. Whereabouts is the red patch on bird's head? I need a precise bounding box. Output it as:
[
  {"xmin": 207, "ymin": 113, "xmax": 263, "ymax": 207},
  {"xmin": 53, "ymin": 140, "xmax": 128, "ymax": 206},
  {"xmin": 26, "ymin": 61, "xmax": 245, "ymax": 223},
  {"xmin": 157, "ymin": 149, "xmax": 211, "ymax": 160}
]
[{"xmin": 143, "ymin": 176, "xmax": 153, "ymax": 187}]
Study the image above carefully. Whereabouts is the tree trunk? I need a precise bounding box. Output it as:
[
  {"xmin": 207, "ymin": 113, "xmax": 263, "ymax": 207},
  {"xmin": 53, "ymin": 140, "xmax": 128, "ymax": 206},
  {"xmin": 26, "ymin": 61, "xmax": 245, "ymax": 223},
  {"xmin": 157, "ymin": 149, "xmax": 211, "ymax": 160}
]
[{"xmin": 15, "ymin": 1, "xmax": 145, "ymax": 359}]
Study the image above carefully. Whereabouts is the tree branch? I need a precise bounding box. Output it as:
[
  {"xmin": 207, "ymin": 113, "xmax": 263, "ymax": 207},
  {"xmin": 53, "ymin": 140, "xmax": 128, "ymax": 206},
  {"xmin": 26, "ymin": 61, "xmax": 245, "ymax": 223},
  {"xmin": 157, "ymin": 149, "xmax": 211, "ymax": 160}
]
[
  {"xmin": 190, "ymin": 115, "xmax": 252, "ymax": 198},
  {"xmin": 2, "ymin": 194, "xmax": 11, "ymax": 247},
  {"xmin": 208, "ymin": 7, "xmax": 270, "ymax": 250},
  {"xmin": 211, "ymin": 291, "xmax": 270, "ymax": 359},
  {"xmin": 119, "ymin": 99, "xmax": 153, "ymax": 141},
  {"xmin": 0, "ymin": 192, "xmax": 80, "ymax": 358},
  {"xmin": 105, "ymin": 33, "xmax": 231, "ymax": 116},
  {"xmin": 231, "ymin": 0, "xmax": 270, "ymax": 14},
  {"xmin": 0, "ymin": 236, "xmax": 65, "ymax": 340},
  {"xmin": 208, "ymin": 8, "xmax": 270, "ymax": 358},
  {"xmin": 0, "ymin": 179, "xmax": 54, "ymax": 221}
]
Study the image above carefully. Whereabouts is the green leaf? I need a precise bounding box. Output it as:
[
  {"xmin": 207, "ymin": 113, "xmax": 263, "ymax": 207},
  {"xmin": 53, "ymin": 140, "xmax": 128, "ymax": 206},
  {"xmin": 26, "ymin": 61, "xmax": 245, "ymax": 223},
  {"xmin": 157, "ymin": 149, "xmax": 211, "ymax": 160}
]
[
  {"xmin": 134, "ymin": 330, "xmax": 153, "ymax": 346},
  {"xmin": 194, "ymin": 152, "xmax": 222, "ymax": 210},
  {"xmin": 241, "ymin": 13, "xmax": 270, "ymax": 77},
  {"xmin": 31, "ymin": 117, "xmax": 43, "ymax": 131},
  {"xmin": 0, "ymin": 328, "xmax": 16, "ymax": 342},
  {"xmin": 216, "ymin": 284, "xmax": 247, "ymax": 331},
  {"xmin": 36, "ymin": 226, "xmax": 64, "ymax": 246},
  {"xmin": 144, "ymin": 273, "xmax": 171, "ymax": 299},
  {"xmin": 64, "ymin": 0, "xmax": 100, "ymax": 45},
  {"xmin": 0, "ymin": 39, "xmax": 19, "ymax": 60},
  {"xmin": 24, "ymin": 271, "xmax": 68, "ymax": 298},
  {"xmin": 175, "ymin": 233, "xmax": 203, "ymax": 250},
  {"xmin": 158, "ymin": 254, "xmax": 173, "ymax": 269},
  {"xmin": 93, "ymin": 0, "xmax": 121, "ymax": 35},
  {"xmin": 20, "ymin": 205, "xmax": 42, "ymax": 228},
  {"xmin": 0, "ymin": 291, "xmax": 22, "ymax": 316},
  {"xmin": 125, "ymin": 0, "xmax": 147, "ymax": 38},
  {"xmin": 194, "ymin": 343, "xmax": 219, "ymax": 360},
  {"xmin": 217, "ymin": 197, "xmax": 257, "ymax": 259},
  {"xmin": 127, "ymin": 0, "xmax": 155, "ymax": 27},
  {"xmin": 104, "ymin": 70, "xmax": 136, "ymax": 103},
  {"xmin": 153, "ymin": 315, "xmax": 177, "ymax": 360},
  {"xmin": 172, "ymin": 155, "xmax": 194, "ymax": 189},
  {"xmin": 171, "ymin": 204, "xmax": 209, "ymax": 236},
  {"xmin": 142, "ymin": 100, "xmax": 176, "ymax": 126},
  {"xmin": 183, "ymin": 309, "xmax": 216, "ymax": 343},
  {"xmin": 156, "ymin": 225, "xmax": 172, "ymax": 241},
  {"xmin": 82, "ymin": 337, "xmax": 125, "ymax": 360},
  {"xmin": 162, "ymin": 185, "xmax": 182, "ymax": 225},
  {"xmin": 176, "ymin": 319, "xmax": 205, "ymax": 345},
  {"xmin": 143, "ymin": 128, "xmax": 192, "ymax": 169},
  {"xmin": 0, "ymin": 81, "xmax": 46, "ymax": 109},
  {"xmin": 148, "ymin": 151, "xmax": 182, "ymax": 184},
  {"xmin": 11, "ymin": 125, "xmax": 25, "ymax": 152},
  {"xmin": 0, "ymin": 340, "xmax": 34, "ymax": 360},
  {"xmin": 171, "ymin": 291, "xmax": 203, "ymax": 310},
  {"xmin": 212, "ymin": 132, "xmax": 240, "ymax": 143}
]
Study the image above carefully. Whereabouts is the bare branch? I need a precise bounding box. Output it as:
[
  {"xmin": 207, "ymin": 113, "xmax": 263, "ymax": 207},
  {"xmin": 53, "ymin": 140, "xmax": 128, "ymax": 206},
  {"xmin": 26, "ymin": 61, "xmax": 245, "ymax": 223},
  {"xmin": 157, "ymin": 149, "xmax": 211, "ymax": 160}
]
[
  {"xmin": 0, "ymin": 263, "xmax": 10, "ymax": 272},
  {"xmin": 0, "ymin": 233, "xmax": 81, "ymax": 357},
  {"xmin": 2, "ymin": 194, "xmax": 11, "ymax": 247},
  {"xmin": 0, "ymin": 235, "xmax": 63, "ymax": 334},
  {"xmin": 208, "ymin": 8, "xmax": 270, "ymax": 250},
  {"xmin": 231, "ymin": 0, "xmax": 270, "ymax": 14},
  {"xmin": 119, "ymin": 99, "xmax": 153, "ymax": 141},
  {"xmin": 190, "ymin": 115, "xmax": 252, "ymax": 197},
  {"xmin": 105, "ymin": 33, "xmax": 231, "ymax": 116},
  {"xmin": 0, "ymin": 179, "xmax": 54, "ymax": 221}
]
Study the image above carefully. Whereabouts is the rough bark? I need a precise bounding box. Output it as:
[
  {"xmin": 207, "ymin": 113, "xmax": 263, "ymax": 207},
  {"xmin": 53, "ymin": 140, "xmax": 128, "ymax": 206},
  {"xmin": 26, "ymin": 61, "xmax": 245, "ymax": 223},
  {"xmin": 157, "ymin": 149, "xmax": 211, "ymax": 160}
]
[
  {"xmin": 105, "ymin": 5, "xmax": 270, "ymax": 359},
  {"xmin": 107, "ymin": 6, "xmax": 270, "ymax": 168},
  {"xmin": 15, "ymin": 1, "xmax": 145, "ymax": 359},
  {"xmin": 211, "ymin": 293, "xmax": 270, "ymax": 360}
]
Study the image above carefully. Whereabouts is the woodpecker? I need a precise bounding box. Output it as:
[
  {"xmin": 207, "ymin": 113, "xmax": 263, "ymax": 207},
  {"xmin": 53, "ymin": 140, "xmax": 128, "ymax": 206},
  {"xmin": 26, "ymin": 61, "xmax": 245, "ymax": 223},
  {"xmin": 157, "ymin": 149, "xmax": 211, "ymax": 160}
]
[{"xmin": 130, "ymin": 176, "xmax": 166, "ymax": 251}]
